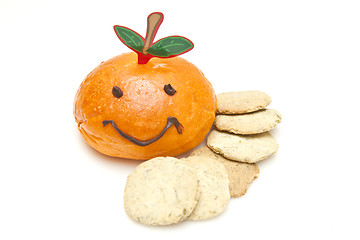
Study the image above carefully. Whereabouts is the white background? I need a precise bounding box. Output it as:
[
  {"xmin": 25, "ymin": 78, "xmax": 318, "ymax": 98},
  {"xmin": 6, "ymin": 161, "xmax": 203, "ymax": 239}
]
[{"xmin": 1, "ymin": 0, "xmax": 360, "ymax": 239}]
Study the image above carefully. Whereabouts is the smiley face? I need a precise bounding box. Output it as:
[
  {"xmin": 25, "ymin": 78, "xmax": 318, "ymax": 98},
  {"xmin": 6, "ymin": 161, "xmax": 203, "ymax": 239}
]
[
  {"xmin": 74, "ymin": 52, "xmax": 216, "ymax": 159},
  {"xmin": 102, "ymin": 84, "xmax": 183, "ymax": 146}
]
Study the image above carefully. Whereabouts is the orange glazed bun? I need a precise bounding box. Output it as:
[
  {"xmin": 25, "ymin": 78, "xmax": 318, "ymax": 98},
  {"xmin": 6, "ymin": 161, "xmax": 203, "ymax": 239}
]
[{"xmin": 74, "ymin": 52, "xmax": 216, "ymax": 159}]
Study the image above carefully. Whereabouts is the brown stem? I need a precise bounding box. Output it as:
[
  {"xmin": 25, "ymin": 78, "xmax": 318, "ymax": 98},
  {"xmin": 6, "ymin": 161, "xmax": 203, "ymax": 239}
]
[{"xmin": 142, "ymin": 12, "xmax": 163, "ymax": 55}]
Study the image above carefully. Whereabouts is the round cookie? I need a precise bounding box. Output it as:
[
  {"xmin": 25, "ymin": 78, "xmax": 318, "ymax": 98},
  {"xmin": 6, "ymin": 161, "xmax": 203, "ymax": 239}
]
[
  {"xmin": 215, "ymin": 109, "xmax": 282, "ymax": 135},
  {"xmin": 216, "ymin": 91, "xmax": 271, "ymax": 114},
  {"xmin": 181, "ymin": 156, "xmax": 230, "ymax": 220},
  {"xmin": 124, "ymin": 157, "xmax": 200, "ymax": 226},
  {"xmin": 207, "ymin": 130, "xmax": 279, "ymax": 163},
  {"xmin": 191, "ymin": 146, "xmax": 259, "ymax": 198}
]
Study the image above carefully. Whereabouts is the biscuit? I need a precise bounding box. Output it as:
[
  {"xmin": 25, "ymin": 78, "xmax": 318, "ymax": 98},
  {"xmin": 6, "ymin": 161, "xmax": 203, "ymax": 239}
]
[
  {"xmin": 123, "ymin": 157, "xmax": 200, "ymax": 226},
  {"xmin": 190, "ymin": 147, "xmax": 259, "ymax": 198},
  {"xmin": 207, "ymin": 130, "xmax": 278, "ymax": 163},
  {"xmin": 216, "ymin": 91, "xmax": 272, "ymax": 114},
  {"xmin": 215, "ymin": 109, "xmax": 282, "ymax": 135},
  {"xmin": 181, "ymin": 156, "xmax": 230, "ymax": 220}
]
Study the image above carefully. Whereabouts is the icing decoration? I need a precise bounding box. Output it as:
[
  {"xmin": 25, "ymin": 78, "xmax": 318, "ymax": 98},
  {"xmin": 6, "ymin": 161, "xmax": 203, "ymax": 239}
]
[
  {"xmin": 114, "ymin": 12, "xmax": 194, "ymax": 64},
  {"xmin": 112, "ymin": 86, "xmax": 123, "ymax": 98},
  {"xmin": 164, "ymin": 84, "xmax": 176, "ymax": 96},
  {"xmin": 102, "ymin": 117, "xmax": 184, "ymax": 146}
]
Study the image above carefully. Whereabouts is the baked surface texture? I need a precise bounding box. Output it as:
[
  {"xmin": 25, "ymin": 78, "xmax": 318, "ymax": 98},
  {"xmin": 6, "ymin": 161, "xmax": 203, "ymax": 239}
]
[
  {"xmin": 182, "ymin": 156, "xmax": 230, "ymax": 220},
  {"xmin": 123, "ymin": 157, "xmax": 200, "ymax": 226},
  {"xmin": 207, "ymin": 130, "xmax": 279, "ymax": 163},
  {"xmin": 191, "ymin": 147, "xmax": 259, "ymax": 198},
  {"xmin": 216, "ymin": 91, "xmax": 271, "ymax": 114},
  {"xmin": 215, "ymin": 109, "xmax": 282, "ymax": 135}
]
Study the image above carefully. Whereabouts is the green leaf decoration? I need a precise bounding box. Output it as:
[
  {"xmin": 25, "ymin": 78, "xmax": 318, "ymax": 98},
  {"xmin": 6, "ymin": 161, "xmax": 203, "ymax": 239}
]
[
  {"xmin": 146, "ymin": 36, "xmax": 193, "ymax": 57},
  {"xmin": 114, "ymin": 26, "xmax": 144, "ymax": 52}
]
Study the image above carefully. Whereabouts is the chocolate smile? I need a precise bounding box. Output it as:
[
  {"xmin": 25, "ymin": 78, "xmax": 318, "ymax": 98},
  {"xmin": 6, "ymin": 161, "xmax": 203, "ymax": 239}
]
[{"xmin": 102, "ymin": 116, "xmax": 184, "ymax": 147}]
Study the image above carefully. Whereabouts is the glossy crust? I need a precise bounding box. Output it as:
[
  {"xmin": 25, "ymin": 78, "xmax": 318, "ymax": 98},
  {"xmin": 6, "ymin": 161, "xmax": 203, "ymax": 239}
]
[{"xmin": 74, "ymin": 52, "xmax": 216, "ymax": 159}]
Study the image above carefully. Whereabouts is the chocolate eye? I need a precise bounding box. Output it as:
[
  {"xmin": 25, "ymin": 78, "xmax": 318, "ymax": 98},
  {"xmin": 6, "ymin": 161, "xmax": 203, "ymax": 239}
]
[
  {"xmin": 164, "ymin": 84, "xmax": 176, "ymax": 96},
  {"xmin": 112, "ymin": 86, "xmax": 123, "ymax": 98}
]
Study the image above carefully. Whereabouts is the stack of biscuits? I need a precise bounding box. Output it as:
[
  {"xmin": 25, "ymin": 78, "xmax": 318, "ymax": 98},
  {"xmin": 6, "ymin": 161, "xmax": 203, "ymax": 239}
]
[
  {"xmin": 204, "ymin": 90, "xmax": 282, "ymax": 198},
  {"xmin": 123, "ymin": 91, "xmax": 281, "ymax": 226}
]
